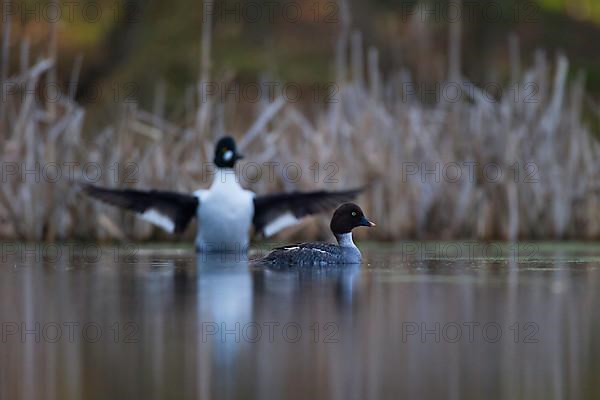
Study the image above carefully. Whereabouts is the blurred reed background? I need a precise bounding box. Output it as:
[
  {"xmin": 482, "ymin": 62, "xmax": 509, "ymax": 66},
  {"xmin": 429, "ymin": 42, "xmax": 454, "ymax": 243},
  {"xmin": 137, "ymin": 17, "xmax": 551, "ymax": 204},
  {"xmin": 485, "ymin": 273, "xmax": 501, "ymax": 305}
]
[{"xmin": 1, "ymin": 0, "xmax": 600, "ymax": 242}]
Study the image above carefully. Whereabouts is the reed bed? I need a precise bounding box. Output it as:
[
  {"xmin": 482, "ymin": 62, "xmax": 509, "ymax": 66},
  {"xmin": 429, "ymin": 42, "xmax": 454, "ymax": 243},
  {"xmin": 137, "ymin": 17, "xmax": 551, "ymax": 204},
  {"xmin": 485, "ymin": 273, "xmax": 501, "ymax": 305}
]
[{"xmin": 1, "ymin": 24, "xmax": 599, "ymax": 242}]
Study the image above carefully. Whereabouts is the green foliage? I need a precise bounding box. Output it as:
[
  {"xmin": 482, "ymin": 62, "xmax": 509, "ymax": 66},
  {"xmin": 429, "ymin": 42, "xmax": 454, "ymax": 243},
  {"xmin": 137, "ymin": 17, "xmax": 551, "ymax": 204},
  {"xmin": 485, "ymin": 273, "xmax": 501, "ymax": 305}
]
[{"xmin": 537, "ymin": 0, "xmax": 600, "ymax": 24}]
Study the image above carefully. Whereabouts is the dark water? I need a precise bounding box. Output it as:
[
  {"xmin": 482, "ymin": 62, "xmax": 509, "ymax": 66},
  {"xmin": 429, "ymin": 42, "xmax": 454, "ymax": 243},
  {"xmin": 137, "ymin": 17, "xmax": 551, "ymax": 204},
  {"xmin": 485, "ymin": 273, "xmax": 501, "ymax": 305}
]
[{"xmin": 1, "ymin": 242, "xmax": 599, "ymax": 400}]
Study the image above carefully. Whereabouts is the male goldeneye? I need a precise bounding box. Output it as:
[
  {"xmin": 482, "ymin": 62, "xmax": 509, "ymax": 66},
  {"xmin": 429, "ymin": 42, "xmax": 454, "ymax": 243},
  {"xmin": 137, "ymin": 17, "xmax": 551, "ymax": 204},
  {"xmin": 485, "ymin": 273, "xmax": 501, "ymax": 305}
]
[
  {"xmin": 258, "ymin": 203, "xmax": 375, "ymax": 265},
  {"xmin": 82, "ymin": 136, "xmax": 361, "ymax": 253}
]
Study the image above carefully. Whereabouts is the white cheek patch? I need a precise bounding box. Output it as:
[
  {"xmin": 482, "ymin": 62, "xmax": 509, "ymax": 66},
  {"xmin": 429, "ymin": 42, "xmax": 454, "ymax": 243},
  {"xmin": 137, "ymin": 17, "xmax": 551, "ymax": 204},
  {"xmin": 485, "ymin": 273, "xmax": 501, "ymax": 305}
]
[{"xmin": 223, "ymin": 150, "xmax": 234, "ymax": 161}]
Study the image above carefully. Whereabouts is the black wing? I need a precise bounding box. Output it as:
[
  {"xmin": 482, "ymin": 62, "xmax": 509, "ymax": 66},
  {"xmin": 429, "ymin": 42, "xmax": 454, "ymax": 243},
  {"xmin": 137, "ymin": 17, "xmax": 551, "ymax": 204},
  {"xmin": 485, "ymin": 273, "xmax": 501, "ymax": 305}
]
[
  {"xmin": 81, "ymin": 184, "xmax": 199, "ymax": 234},
  {"xmin": 252, "ymin": 188, "xmax": 362, "ymax": 236}
]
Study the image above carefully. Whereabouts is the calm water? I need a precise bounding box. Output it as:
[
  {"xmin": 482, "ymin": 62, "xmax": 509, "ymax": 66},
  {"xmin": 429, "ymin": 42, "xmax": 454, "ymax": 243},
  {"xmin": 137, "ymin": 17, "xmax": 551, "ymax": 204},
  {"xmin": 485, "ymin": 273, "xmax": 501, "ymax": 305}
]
[{"xmin": 1, "ymin": 242, "xmax": 599, "ymax": 400}]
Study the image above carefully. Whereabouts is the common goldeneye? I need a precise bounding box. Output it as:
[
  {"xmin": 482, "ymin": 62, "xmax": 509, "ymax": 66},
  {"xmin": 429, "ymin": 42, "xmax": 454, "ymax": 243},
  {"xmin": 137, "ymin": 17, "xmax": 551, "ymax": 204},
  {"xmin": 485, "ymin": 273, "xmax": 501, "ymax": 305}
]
[
  {"xmin": 257, "ymin": 203, "xmax": 375, "ymax": 265},
  {"xmin": 82, "ymin": 136, "xmax": 361, "ymax": 253}
]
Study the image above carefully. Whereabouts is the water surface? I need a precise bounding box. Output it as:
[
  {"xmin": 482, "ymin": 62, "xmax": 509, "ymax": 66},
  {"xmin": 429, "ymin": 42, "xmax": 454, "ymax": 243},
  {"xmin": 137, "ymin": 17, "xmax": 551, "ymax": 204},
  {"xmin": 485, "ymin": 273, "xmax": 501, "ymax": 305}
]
[{"xmin": 1, "ymin": 242, "xmax": 599, "ymax": 400}]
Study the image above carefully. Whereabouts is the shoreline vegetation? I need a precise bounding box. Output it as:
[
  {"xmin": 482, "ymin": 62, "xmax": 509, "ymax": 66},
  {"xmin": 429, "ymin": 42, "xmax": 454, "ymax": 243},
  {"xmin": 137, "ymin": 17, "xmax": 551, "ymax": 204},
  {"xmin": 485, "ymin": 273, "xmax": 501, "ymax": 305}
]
[{"xmin": 1, "ymin": 6, "xmax": 599, "ymax": 242}]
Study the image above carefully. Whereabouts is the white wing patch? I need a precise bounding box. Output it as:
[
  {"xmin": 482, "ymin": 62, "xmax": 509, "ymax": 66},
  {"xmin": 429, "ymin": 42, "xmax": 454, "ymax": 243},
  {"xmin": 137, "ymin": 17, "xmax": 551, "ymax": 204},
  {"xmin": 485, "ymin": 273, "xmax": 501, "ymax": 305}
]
[
  {"xmin": 312, "ymin": 248, "xmax": 328, "ymax": 254},
  {"xmin": 141, "ymin": 209, "xmax": 175, "ymax": 233},
  {"xmin": 284, "ymin": 246, "xmax": 300, "ymax": 251},
  {"xmin": 263, "ymin": 212, "xmax": 299, "ymax": 237}
]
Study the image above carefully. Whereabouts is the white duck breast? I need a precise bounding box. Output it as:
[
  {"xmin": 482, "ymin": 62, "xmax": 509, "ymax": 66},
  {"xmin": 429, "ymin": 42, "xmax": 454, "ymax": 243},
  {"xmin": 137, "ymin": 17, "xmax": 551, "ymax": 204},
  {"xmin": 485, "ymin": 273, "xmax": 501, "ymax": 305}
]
[{"xmin": 194, "ymin": 169, "xmax": 254, "ymax": 253}]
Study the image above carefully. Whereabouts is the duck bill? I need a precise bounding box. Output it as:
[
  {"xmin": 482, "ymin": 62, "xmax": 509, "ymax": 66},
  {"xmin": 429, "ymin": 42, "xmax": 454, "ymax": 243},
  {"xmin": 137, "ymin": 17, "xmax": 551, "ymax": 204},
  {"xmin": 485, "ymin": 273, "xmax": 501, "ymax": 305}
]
[{"xmin": 359, "ymin": 216, "xmax": 376, "ymax": 227}]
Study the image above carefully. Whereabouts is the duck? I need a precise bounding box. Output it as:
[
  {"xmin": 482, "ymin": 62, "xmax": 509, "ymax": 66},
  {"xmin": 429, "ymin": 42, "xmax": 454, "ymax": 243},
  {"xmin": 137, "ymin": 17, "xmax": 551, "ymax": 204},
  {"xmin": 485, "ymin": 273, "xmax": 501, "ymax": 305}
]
[
  {"xmin": 82, "ymin": 136, "xmax": 361, "ymax": 253},
  {"xmin": 257, "ymin": 203, "xmax": 375, "ymax": 266}
]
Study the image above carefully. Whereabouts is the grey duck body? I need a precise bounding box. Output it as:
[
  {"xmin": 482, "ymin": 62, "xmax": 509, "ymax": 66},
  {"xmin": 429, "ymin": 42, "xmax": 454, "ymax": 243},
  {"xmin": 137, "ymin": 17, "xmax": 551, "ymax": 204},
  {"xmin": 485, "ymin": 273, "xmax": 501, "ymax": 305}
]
[
  {"xmin": 258, "ymin": 203, "xmax": 375, "ymax": 266},
  {"xmin": 260, "ymin": 239, "xmax": 362, "ymax": 266}
]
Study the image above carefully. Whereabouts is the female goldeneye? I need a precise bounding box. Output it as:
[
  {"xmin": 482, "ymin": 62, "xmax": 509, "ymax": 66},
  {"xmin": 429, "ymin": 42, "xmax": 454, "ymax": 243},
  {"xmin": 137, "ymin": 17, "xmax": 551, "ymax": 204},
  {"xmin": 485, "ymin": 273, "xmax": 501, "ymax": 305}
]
[
  {"xmin": 258, "ymin": 203, "xmax": 375, "ymax": 266},
  {"xmin": 82, "ymin": 136, "xmax": 361, "ymax": 253}
]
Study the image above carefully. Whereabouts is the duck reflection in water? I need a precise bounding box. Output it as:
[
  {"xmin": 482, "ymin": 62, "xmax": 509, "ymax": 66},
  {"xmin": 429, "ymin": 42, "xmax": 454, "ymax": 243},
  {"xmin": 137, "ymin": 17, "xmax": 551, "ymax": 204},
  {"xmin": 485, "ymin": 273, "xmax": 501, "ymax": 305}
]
[{"xmin": 156, "ymin": 252, "xmax": 362, "ymax": 396}]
